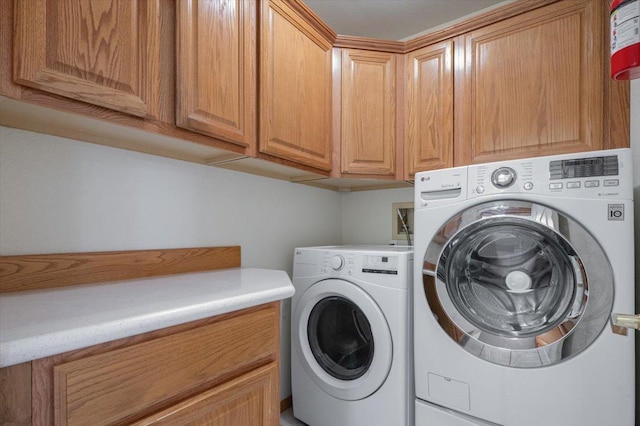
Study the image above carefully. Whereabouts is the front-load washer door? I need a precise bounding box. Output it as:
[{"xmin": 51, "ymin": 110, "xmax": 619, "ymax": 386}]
[
  {"xmin": 294, "ymin": 279, "xmax": 392, "ymax": 400},
  {"xmin": 422, "ymin": 200, "xmax": 613, "ymax": 368}
]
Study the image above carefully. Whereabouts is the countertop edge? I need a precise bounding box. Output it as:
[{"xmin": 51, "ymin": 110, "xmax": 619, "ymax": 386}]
[{"xmin": 0, "ymin": 272, "xmax": 294, "ymax": 368}]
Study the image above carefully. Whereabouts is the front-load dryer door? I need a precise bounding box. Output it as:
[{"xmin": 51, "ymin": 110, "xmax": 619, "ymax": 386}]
[
  {"xmin": 294, "ymin": 279, "xmax": 392, "ymax": 400},
  {"xmin": 422, "ymin": 200, "xmax": 613, "ymax": 368}
]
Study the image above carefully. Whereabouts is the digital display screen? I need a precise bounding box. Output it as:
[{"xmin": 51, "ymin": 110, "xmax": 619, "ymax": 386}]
[
  {"xmin": 362, "ymin": 255, "xmax": 397, "ymax": 274},
  {"xmin": 563, "ymin": 158, "xmax": 603, "ymax": 167},
  {"xmin": 549, "ymin": 155, "xmax": 618, "ymax": 180}
]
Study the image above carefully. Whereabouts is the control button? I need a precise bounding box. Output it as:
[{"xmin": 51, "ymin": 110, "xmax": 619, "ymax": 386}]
[
  {"xmin": 603, "ymin": 179, "xmax": 619, "ymax": 187},
  {"xmin": 476, "ymin": 185, "xmax": 485, "ymax": 194},
  {"xmin": 491, "ymin": 167, "xmax": 517, "ymax": 188},
  {"xmin": 549, "ymin": 183, "xmax": 563, "ymax": 190},
  {"xmin": 585, "ymin": 180, "xmax": 600, "ymax": 188},
  {"xmin": 566, "ymin": 181, "xmax": 581, "ymax": 189},
  {"xmin": 523, "ymin": 182, "xmax": 534, "ymax": 191},
  {"xmin": 330, "ymin": 255, "xmax": 344, "ymax": 271}
]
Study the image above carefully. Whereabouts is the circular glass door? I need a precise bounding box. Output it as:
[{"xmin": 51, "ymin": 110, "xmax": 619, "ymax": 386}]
[
  {"xmin": 422, "ymin": 201, "xmax": 613, "ymax": 368},
  {"xmin": 294, "ymin": 279, "xmax": 392, "ymax": 400},
  {"xmin": 444, "ymin": 221, "xmax": 578, "ymax": 337},
  {"xmin": 307, "ymin": 296, "xmax": 374, "ymax": 380}
]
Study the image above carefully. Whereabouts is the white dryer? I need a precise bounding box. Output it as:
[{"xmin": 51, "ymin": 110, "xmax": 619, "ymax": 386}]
[
  {"xmin": 291, "ymin": 246, "xmax": 413, "ymax": 426},
  {"xmin": 413, "ymin": 149, "xmax": 636, "ymax": 426}
]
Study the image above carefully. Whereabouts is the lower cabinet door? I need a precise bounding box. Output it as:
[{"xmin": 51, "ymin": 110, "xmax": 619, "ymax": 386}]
[{"xmin": 132, "ymin": 363, "xmax": 279, "ymax": 426}]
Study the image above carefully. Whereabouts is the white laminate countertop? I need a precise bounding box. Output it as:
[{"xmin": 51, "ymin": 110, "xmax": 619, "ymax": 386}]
[{"xmin": 0, "ymin": 267, "xmax": 294, "ymax": 368}]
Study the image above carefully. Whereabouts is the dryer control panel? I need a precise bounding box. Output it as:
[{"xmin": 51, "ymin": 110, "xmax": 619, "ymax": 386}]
[
  {"xmin": 321, "ymin": 253, "xmax": 399, "ymax": 275},
  {"xmin": 323, "ymin": 252, "xmax": 356, "ymax": 274},
  {"xmin": 293, "ymin": 246, "xmax": 413, "ymax": 290},
  {"xmin": 362, "ymin": 255, "xmax": 399, "ymax": 275}
]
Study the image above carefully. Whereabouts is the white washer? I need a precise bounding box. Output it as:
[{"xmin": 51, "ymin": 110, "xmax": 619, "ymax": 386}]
[
  {"xmin": 291, "ymin": 245, "xmax": 413, "ymax": 426},
  {"xmin": 413, "ymin": 149, "xmax": 636, "ymax": 426}
]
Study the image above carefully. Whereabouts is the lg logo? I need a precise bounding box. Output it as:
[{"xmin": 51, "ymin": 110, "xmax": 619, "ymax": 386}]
[{"xmin": 608, "ymin": 204, "xmax": 624, "ymax": 221}]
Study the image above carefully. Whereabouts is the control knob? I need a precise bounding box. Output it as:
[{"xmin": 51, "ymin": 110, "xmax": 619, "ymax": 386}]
[
  {"xmin": 330, "ymin": 255, "xmax": 345, "ymax": 271},
  {"xmin": 491, "ymin": 167, "xmax": 517, "ymax": 188}
]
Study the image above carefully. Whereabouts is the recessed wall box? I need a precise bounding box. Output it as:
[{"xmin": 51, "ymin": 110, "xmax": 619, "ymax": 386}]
[{"xmin": 392, "ymin": 202, "xmax": 414, "ymax": 242}]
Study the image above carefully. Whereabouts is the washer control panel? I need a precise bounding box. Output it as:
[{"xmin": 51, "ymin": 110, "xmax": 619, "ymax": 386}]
[{"xmin": 466, "ymin": 149, "xmax": 632, "ymax": 200}]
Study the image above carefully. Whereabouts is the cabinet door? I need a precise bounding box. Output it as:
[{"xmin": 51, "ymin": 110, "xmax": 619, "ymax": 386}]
[
  {"xmin": 405, "ymin": 40, "xmax": 454, "ymax": 178},
  {"xmin": 133, "ymin": 363, "xmax": 279, "ymax": 426},
  {"xmin": 51, "ymin": 305, "xmax": 278, "ymax": 426},
  {"xmin": 341, "ymin": 49, "xmax": 397, "ymax": 176},
  {"xmin": 260, "ymin": 0, "xmax": 333, "ymax": 171},
  {"xmin": 13, "ymin": 0, "xmax": 163, "ymax": 119},
  {"xmin": 455, "ymin": 0, "xmax": 603, "ymax": 165},
  {"xmin": 176, "ymin": 0, "xmax": 256, "ymax": 148}
]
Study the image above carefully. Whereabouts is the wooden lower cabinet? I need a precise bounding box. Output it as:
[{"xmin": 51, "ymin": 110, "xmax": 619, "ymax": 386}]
[
  {"xmin": 133, "ymin": 363, "xmax": 278, "ymax": 426},
  {"xmin": 0, "ymin": 303, "xmax": 280, "ymax": 426}
]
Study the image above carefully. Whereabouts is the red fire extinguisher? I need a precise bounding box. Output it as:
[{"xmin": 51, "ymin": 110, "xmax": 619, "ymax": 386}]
[{"xmin": 611, "ymin": 0, "xmax": 640, "ymax": 80}]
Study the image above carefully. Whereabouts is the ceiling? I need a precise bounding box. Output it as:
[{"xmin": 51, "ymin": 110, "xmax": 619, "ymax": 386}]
[{"xmin": 303, "ymin": 0, "xmax": 511, "ymax": 41}]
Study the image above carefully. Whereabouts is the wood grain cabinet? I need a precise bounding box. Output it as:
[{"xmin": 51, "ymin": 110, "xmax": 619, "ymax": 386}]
[
  {"xmin": 3, "ymin": 0, "xmax": 628, "ymax": 187},
  {"xmin": 259, "ymin": 0, "xmax": 333, "ymax": 172},
  {"xmin": 133, "ymin": 364, "xmax": 278, "ymax": 426},
  {"xmin": 176, "ymin": 0, "xmax": 257, "ymax": 149},
  {"xmin": 339, "ymin": 49, "xmax": 398, "ymax": 177},
  {"xmin": 13, "ymin": 0, "xmax": 165, "ymax": 119},
  {"xmin": 405, "ymin": 40, "xmax": 454, "ymax": 179},
  {"xmin": 454, "ymin": 0, "xmax": 606, "ymax": 165},
  {"xmin": 0, "ymin": 303, "xmax": 280, "ymax": 426}
]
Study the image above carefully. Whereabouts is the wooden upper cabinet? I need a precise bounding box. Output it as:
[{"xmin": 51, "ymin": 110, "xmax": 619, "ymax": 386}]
[
  {"xmin": 455, "ymin": 0, "xmax": 604, "ymax": 165},
  {"xmin": 13, "ymin": 0, "xmax": 163, "ymax": 119},
  {"xmin": 405, "ymin": 40, "xmax": 454, "ymax": 178},
  {"xmin": 176, "ymin": 0, "xmax": 256, "ymax": 149},
  {"xmin": 260, "ymin": 0, "xmax": 333, "ymax": 172},
  {"xmin": 340, "ymin": 49, "xmax": 397, "ymax": 176}
]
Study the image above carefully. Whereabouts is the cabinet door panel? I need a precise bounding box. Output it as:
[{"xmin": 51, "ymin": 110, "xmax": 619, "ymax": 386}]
[
  {"xmin": 260, "ymin": 0, "xmax": 332, "ymax": 171},
  {"xmin": 133, "ymin": 363, "xmax": 279, "ymax": 426},
  {"xmin": 53, "ymin": 305, "xmax": 278, "ymax": 426},
  {"xmin": 14, "ymin": 0, "xmax": 162, "ymax": 118},
  {"xmin": 405, "ymin": 40, "xmax": 453, "ymax": 178},
  {"xmin": 456, "ymin": 0, "xmax": 603, "ymax": 164},
  {"xmin": 176, "ymin": 0, "xmax": 256, "ymax": 148},
  {"xmin": 341, "ymin": 50, "xmax": 396, "ymax": 176}
]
